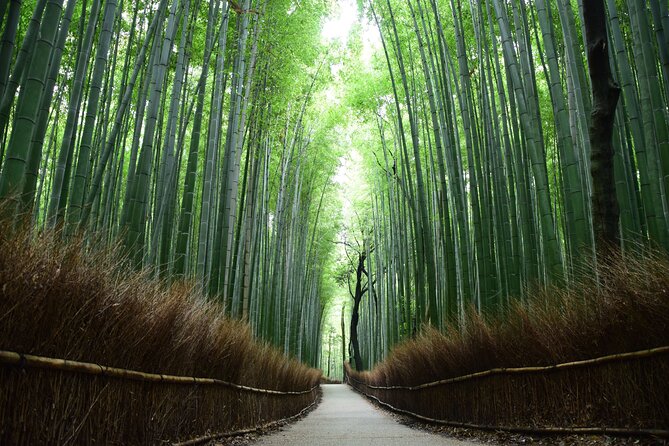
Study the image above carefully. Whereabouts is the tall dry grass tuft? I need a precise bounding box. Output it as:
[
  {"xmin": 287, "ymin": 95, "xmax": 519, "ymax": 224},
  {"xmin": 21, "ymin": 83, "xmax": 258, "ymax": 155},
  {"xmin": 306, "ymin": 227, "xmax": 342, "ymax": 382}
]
[
  {"xmin": 0, "ymin": 225, "xmax": 321, "ymax": 444},
  {"xmin": 348, "ymin": 250, "xmax": 669, "ymax": 431}
]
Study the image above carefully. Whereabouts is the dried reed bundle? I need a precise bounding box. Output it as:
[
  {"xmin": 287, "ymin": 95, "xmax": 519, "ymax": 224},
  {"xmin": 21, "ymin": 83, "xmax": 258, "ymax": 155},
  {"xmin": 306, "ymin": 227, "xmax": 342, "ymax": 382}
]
[
  {"xmin": 0, "ymin": 226, "xmax": 321, "ymax": 444},
  {"xmin": 347, "ymin": 250, "xmax": 669, "ymax": 432}
]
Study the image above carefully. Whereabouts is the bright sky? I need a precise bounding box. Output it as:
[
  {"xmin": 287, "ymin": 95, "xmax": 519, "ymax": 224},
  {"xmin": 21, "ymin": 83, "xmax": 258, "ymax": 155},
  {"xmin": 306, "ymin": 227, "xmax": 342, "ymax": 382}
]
[
  {"xmin": 320, "ymin": 0, "xmax": 381, "ymax": 111},
  {"xmin": 321, "ymin": 0, "xmax": 359, "ymax": 43},
  {"xmin": 319, "ymin": 1, "xmax": 381, "ymax": 366},
  {"xmin": 323, "ymin": 0, "xmax": 374, "ymax": 196},
  {"xmin": 321, "ymin": 0, "xmax": 381, "ymax": 65}
]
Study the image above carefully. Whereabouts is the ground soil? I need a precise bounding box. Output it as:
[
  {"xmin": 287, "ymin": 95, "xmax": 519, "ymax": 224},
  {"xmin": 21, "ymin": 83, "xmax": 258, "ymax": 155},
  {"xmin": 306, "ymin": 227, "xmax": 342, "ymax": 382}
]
[
  {"xmin": 222, "ymin": 384, "xmax": 476, "ymax": 445},
  {"xmin": 212, "ymin": 385, "xmax": 667, "ymax": 446},
  {"xmin": 384, "ymin": 404, "xmax": 667, "ymax": 446},
  {"xmin": 210, "ymin": 391, "xmax": 322, "ymax": 445}
]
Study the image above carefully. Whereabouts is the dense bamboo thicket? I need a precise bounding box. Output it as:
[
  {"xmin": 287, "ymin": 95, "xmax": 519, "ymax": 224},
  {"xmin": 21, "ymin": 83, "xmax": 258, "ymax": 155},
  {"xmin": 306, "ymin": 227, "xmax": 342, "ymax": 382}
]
[
  {"xmin": 2, "ymin": 0, "xmax": 669, "ymax": 439},
  {"xmin": 0, "ymin": 225, "xmax": 320, "ymax": 444},
  {"xmin": 341, "ymin": 0, "xmax": 669, "ymax": 371},
  {"xmin": 346, "ymin": 250, "xmax": 669, "ymax": 430},
  {"xmin": 0, "ymin": 0, "xmax": 341, "ymax": 365}
]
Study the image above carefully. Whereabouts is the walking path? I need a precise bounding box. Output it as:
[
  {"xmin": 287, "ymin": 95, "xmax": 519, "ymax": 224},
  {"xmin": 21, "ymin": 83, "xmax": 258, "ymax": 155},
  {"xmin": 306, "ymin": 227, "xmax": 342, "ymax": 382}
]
[{"xmin": 254, "ymin": 384, "xmax": 479, "ymax": 445}]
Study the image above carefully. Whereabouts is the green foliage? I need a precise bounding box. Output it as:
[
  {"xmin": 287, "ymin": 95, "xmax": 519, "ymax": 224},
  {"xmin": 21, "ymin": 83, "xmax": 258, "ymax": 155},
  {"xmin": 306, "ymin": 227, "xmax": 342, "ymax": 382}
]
[{"xmin": 1, "ymin": 0, "xmax": 667, "ymax": 374}]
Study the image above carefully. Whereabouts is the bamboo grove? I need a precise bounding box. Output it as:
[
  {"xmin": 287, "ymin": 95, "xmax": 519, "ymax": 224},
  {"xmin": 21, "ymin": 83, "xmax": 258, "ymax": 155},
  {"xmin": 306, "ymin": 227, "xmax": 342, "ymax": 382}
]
[
  {"xmin": 2, "ymin": 0, "xmax": 668, "ymax": 376},
  {"xmin": 0, "ymin": 0, "xmax": 343, "ymax": 366},
  {"xmin": 346, "ymin": 0, "xmax": 669, "ymax": 370}
]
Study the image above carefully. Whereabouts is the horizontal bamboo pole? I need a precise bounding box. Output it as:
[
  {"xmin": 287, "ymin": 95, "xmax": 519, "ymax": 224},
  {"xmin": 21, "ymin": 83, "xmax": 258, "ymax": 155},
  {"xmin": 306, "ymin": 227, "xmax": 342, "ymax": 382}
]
[
  {"xmin": 349, "ymin": 384, "xmax": 669, "ymax": 439},
  {"xmin": 0, "ymin": 350, "xmax": 318, "ymax": 395},
  {"xmin": 347, "ymin": 345, "xmax": 669, "ymax": 390},
  {"xmin": 171, "ymin": 397, "xmax": 320, "ymax": 446}
]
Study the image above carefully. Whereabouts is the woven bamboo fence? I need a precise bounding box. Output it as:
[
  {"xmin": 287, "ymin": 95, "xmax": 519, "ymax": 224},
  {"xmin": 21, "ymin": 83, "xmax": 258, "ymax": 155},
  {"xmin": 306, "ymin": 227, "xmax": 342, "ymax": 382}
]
[
  {"xmin": 346, "ymin": 346, "xmax": 669, "ymax": 438},
  {"xmin": 0, "ymin": 350, "xmax": 320, "ymax": 445}
]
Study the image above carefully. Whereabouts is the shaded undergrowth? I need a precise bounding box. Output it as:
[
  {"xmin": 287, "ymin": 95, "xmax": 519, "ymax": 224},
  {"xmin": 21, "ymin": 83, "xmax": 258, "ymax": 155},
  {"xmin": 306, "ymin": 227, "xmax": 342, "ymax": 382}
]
[
  {"xmin": 348, "ymin": 251, "xmax": 669, "ymax": 431},
  {"xmin": 0, "ymin": 226, "xmax": 320, "ymax": 444}
]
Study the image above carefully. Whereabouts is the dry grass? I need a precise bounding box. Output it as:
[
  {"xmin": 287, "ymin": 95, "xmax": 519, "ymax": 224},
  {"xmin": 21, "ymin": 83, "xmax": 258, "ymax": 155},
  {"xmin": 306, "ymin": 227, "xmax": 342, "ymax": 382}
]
[
  {"xmin": 0, "ymin": 226, "xmax": 321, "ymax": 445},
  {"xmin": 348, "ymin": 251, "xmax": 669, "ymax": 431}
]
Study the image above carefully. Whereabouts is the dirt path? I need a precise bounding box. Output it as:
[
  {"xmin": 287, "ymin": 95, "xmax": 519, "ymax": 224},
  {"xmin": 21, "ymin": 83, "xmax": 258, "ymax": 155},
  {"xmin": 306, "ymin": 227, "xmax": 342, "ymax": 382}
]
[{"xmin": 253, "ymin": 384, "xmax": 479, "ymax": 445}]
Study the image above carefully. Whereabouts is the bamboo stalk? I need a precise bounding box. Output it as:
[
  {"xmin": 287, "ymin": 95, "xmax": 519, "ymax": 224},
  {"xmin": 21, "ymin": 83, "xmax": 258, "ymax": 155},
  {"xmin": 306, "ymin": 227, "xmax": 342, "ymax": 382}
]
[
  {"xmin": 0, "ymin": 350, "xmax": 318, "ymax": 395},
  {"xmin": 347, "ymin": 345, "xmax": 669, "ymax": 390},
  {"xmin": 349, "ymin": 384, "xmax": 669, "ymax": 439}
]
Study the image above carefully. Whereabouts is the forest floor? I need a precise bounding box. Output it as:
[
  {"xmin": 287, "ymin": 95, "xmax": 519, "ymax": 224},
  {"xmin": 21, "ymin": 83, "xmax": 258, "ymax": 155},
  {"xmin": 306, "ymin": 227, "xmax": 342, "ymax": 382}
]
[
  {"xmin": 223, "ymin": 384, "xmax": 477, "ymax": 445},
  {"xmin": 212, "ymin": 383, "xmax": 666, "ymax": 446},
  {"xmin": 381, "ymin": 403, "xmax": 665, "ymax": 446}
]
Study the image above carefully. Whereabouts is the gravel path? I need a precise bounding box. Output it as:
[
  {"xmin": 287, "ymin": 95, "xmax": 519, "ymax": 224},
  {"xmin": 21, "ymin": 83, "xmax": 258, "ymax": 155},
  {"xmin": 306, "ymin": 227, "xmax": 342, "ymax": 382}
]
[{"xmin": 253, "ymin": 384, "xmax": 479, "ymax": 446}]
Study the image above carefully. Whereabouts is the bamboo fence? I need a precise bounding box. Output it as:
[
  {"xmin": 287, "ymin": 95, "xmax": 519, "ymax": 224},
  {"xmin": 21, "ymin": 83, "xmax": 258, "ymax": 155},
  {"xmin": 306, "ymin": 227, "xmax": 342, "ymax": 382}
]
[
  {"xmin": 0, "ymin": 350, "xmax": 320, "ymax": 444},
  {"xmin": 0, "ymin": 350, "xmax": 318, "ymax": 394},
  {"xmin": 346, "ymin": 346, "xmax": 669, "ymax": 438}
]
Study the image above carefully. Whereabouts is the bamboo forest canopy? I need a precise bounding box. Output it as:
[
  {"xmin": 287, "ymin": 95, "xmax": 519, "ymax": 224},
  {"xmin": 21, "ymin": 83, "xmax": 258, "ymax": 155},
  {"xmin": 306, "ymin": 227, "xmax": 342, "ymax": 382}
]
[{"xmin": 1, "ymin": 0, "xmax": 668, "ymax": 372}]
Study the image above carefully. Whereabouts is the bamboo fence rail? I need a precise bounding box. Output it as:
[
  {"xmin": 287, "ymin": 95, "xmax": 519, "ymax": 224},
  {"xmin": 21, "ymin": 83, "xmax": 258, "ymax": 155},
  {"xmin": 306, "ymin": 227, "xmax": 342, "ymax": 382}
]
[
  {"xmin": 0, "ymin": 350, "xmax": 318, "ymax": 395},
  {"xmin": 346, "ymin": 346, "xmax": 669, "ymax": 438},
  {"xmin": 349, "ymin": 385, "xmax": 669, "ymax": 438},
  {"xmin": 171, "ymin": 398, "xmax": 320, "ymax": 446},
  {"xmin": 347, "ymin": 345, "xmax": 669, "ymax": 390}
]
